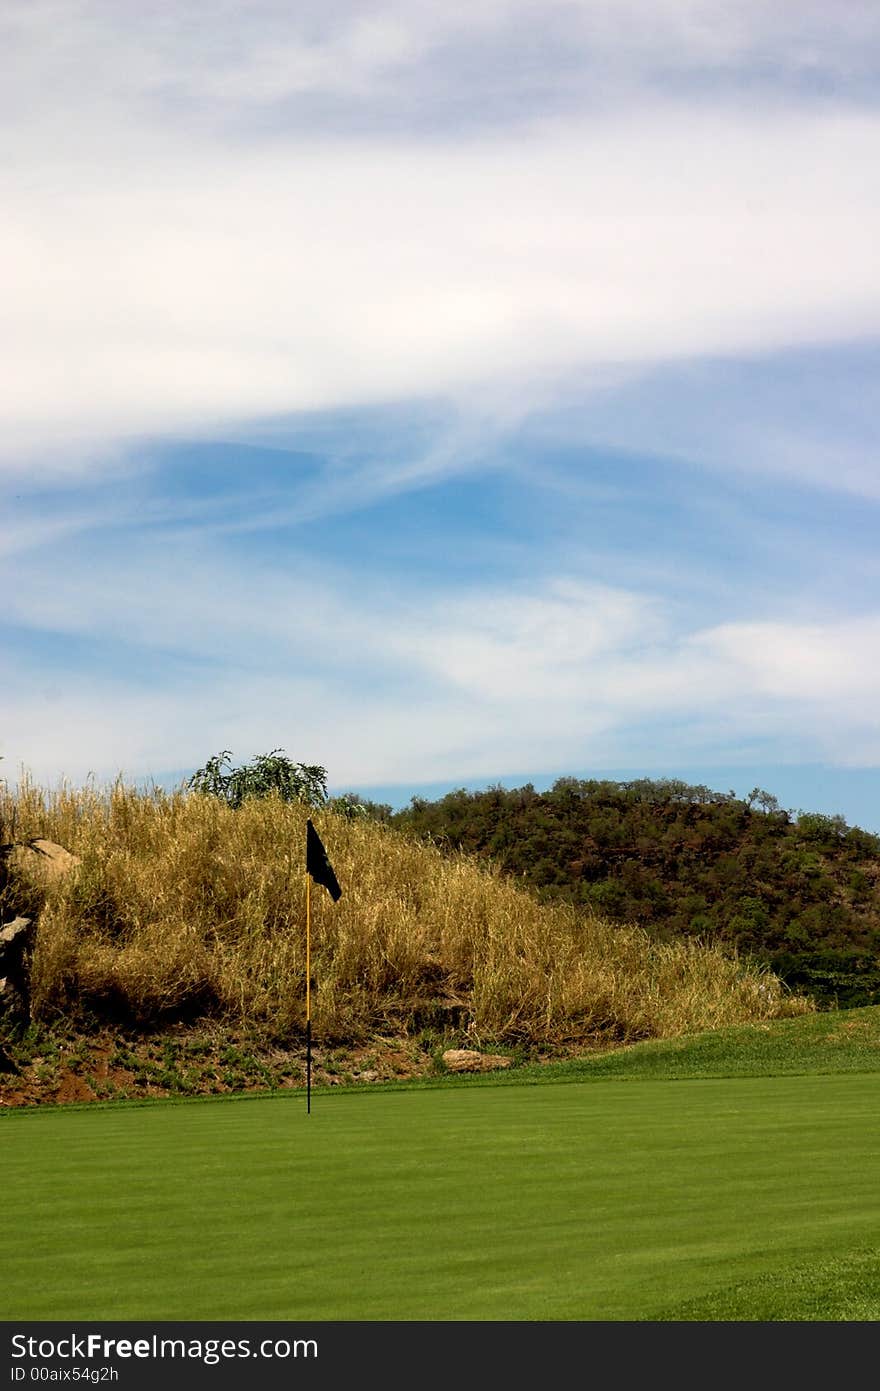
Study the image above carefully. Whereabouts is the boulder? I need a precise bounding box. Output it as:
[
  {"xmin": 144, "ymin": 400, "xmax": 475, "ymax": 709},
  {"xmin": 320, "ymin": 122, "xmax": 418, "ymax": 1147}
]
[
  {"xmin": 0, "ymin": 917, "xmax": 34, "ymax": 953},
  {"xmin": 8, "ymin": 839, "xmax": 81, "ymax": 885},
  {"xmin": 441, "ymin": 1048, "xmax": 512, "ymax": 1073}
]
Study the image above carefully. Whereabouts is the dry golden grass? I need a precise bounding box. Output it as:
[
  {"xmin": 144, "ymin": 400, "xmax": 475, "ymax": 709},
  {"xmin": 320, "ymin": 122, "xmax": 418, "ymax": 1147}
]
[{"xmin": 0, "ymin": 779, "xmax": 813, "ymax": 1046}]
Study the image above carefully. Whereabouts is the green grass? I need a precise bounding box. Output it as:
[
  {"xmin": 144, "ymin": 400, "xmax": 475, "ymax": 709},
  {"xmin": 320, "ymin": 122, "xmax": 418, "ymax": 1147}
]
[
  {"xmin": 525, "ymin": 1002, "xmax": 880, "ymax": 1083},
  {"xmin": 336, "ymin": 1001, "xmax": 880, "ymax": 1094},
  {"xmin": 655, "ymin": 1249, "xmax": 880, "ymax": 1321},
  {"xmin": 3, "ymin": 1012, "xmax": 880, "ymax": 1320}
]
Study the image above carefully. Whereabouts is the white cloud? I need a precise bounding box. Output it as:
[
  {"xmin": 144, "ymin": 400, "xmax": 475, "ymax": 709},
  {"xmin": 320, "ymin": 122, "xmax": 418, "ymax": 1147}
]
[
  {"xmin": 690, "ymin": 617, "xmax": 880, "ymax": 702},
  {"xmin": 2, "ymin": 1, "xmax": 879, "ymax": 477},
  {"xmin": 6, "ymin": 2, "xmax": 879, "ymax": 134},
  {"xmin": 3, "ymin": 107, "xmax": 879, "ymax": 473},
  {"xmin": 400, "ymin": 580, "xmax": 664, "ymax": 702}
]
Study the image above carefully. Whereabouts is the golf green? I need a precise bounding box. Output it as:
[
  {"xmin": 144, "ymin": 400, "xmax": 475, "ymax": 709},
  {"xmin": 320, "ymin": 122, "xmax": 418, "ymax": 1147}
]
[{"xmin": 3, "ymin": 1073, "xmax": 879, "ymax": 1320}]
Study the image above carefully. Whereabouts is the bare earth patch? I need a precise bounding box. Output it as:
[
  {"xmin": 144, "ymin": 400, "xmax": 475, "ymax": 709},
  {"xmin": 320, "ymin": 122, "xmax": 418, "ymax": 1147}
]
[{"xmin": 0, "ymin": 1024, "xmax": 530, "ymax": 1107}]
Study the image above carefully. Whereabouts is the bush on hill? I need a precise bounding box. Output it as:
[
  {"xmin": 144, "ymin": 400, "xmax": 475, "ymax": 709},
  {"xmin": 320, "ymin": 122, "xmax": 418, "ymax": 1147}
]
[{"xmin": 391, "ymin": 779, "xmax": 880, "ymax": 1007}]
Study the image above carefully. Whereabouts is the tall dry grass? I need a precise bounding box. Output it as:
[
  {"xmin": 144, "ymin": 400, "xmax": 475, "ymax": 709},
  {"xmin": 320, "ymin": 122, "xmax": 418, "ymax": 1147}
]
[{"xmin": 0, "ymin": 779, "xmax": 813, "ymax": 1046}]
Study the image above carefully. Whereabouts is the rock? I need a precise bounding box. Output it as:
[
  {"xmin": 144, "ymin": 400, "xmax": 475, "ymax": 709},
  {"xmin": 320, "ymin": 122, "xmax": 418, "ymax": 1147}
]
[
  {"xmin": 441, "ymin": 1048, "xmax": 512, "ymax": 1073},
  {"xmin": 8, "ymin": 839, "xmax": 81, "ymax": 885},
  {"xmin": 0, "ymin": 917, "xmax": 34, "ymax": 953},
  {"xmin": 357, "ymin": 1070, "xmax": 380, "ymax": 1082}
]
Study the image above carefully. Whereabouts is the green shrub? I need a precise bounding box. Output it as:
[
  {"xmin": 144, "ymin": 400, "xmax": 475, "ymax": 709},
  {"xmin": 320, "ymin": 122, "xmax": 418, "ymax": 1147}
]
[{"xmin": 188, "ymin": 750, "xmax": 328, "ymax": 810}]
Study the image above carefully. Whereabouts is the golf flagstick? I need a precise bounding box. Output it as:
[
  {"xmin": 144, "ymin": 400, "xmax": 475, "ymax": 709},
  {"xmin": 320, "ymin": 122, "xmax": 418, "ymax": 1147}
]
[
  {"xmin": 306, "ymin": 870, "xmax": 311, "ymax": 1114},
  {"xmin": 304, "ymin": 818, "xmax": 342, "ymax": 1113}
]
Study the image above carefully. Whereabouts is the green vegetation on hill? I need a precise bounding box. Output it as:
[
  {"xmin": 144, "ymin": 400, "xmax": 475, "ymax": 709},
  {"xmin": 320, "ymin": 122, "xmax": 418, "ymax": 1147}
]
[{"xmin": 390, "ymin": 778, "xmax": 880, "ymax": 1008}]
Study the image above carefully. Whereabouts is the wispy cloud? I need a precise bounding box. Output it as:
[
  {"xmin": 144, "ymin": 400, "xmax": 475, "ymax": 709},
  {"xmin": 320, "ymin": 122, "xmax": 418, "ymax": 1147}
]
[
  {"xmin": 5, "ymin": 109, "xmax": 879, "ymax": 466},
  {"xmin": 3, "ymin": 3, "xmax": 880, "ymax": 475},
  {"xmin": 7, "ymin": 2, "xmax": 880, "ymax": 138},
  {"xmin": 515, "ymin": 341, "xmax": 880, "ymax": 502},
  {"xmin": 4, "ymin": 518, "xmax": 879, "ymax": 788}
]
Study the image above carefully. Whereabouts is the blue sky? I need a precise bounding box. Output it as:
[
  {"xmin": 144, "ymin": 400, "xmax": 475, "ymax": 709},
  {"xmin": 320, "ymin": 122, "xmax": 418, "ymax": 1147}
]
[{"xmin": 3, "ymin": 2, "xmax": 880, "ymax": 830}]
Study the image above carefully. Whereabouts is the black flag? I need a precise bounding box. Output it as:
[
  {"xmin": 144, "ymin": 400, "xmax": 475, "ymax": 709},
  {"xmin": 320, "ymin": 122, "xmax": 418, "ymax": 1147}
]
[{"xmin": 306, "ymin": 819, "xmax": 342, "ymax": 901}]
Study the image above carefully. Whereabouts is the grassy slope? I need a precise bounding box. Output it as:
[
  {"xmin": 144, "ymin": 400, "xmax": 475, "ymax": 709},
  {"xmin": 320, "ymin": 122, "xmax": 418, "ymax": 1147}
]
[
  {"xmin": 3, "ymin": 1007, "xmax": 880, "ymax": 1322},
  {"xmin": 510, "ymin": 1001, "xmax": 880, "ymax": 1084}
]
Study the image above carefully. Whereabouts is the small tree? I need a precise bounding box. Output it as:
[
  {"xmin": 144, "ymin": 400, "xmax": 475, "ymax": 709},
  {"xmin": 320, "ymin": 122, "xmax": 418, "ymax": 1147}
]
[
  {"xmin": 187, "ymin": 750, "xmax": 328, "ymax": 809},
  {"xmin": 747, "ymin": 787, "xmax": 780, "ymax": 815},
  {"xmin": 328, "ymin": 792, "xmax": 393, "ymax": 822}
]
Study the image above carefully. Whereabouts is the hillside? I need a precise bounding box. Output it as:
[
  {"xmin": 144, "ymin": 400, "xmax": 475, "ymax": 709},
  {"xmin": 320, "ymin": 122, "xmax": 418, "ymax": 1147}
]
[
  {"xmin": 391, "ymin": 778, "xmax": 880, "ymax": 1007},
  {"xmin": 0, "ymin": 779, "xmax": 811, "ymax": 1105}
]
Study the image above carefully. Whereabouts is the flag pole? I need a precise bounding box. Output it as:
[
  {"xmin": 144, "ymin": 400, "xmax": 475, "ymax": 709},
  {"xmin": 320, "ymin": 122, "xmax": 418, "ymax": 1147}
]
[
  {"xmin": 306, "ymin": 870, "xmax": 311, "ymax": 1114},
  {"xmin": 304, "ymin": 817, "xmax": 341, "ymax": 1115}
]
